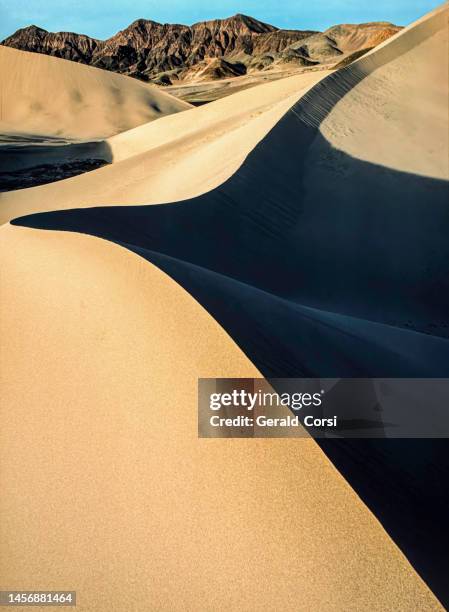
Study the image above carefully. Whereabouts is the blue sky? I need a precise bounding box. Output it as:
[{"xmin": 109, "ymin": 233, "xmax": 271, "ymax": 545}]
[{"xmin": 0, "ymin": 0, "xmax": 442, "ymax": 41}]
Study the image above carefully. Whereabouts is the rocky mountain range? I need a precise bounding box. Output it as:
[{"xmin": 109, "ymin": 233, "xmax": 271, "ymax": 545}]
[{"xmin": 1, "ymin": 14, "xmax": 401, "ymax": 85}]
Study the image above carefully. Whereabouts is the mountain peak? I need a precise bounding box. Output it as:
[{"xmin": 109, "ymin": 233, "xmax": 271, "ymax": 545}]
[
  {"xmin": 230, "ymin": 13, "xmax": 253, "ymax": 22},
  {"xmin": 25, "ymin": 24, "xmax": 47, "ymax": 32},
  {"xmin": 126, "ymin": 18, "xmax": 163, "ymax": 29},
  {"xmin": 221, "ymin": 13, "xmax": 277, "ymax": 33},
  {"xmin": 17, "ymin": 24, "xmax": 48, "ymax": 36},
  {"xmin": 1, "ymin": 24, "xmax": 48, "ymax": 46}
]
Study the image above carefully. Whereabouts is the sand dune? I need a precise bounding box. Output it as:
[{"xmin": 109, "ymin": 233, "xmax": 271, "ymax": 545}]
[
  {"xmin": 0, "ymin": 45, "xmax": 190, "ymax": 140},
  {"xmin": 0, "ymin": 224, "xmax": 442, "ymax": 611},
  {"xmin": 0, "ymin": 69, "xmax": 331, "ymax": 223},
  {"xmin": 306, "ymin": 7, "xmax": 448, "ymax": 178},
  {"xmin": 1, "ymin": 2, "xmax": 449, "ymax": 609},
  {"xmin": 8, "ymin": 4, "xmax": 449, "ymax": 604}
]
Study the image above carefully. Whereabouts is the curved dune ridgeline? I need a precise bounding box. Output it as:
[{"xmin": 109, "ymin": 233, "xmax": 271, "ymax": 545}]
[
  {"xmin": 2, "ymin": 3, "xmax": 449, "ymax": 609},
  {"xmin": 0, "ymin": 69, "xmax": 331, "ymax": 222},
  {"xmin": 13, "ymin": 5, "xmax": 449, "ymax": 372},
  {"xmin": 0, "ymin": 226, "xmax": 443, "ymax": 611}
]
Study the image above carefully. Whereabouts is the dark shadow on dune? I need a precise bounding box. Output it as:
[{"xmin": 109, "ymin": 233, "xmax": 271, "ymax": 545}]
[
  {"xmin": 321, "ymin": 438, "xmax": 449, "ymax": 605},
  {"xmin": 10, "ymin": 17, "xmax": 449, "ymax": 603},
  {"xmin": 0, "ymin": 159, "xmax": 110, "ymax": 191},
  {"xmin": 0, "ymin": 139, "xmax": 112, "ymax": 191}
]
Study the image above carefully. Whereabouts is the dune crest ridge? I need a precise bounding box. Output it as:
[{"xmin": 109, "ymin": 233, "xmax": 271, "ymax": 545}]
[{"xmin": 0, "ymin": 225, "xmax": 443, "ymax": 611}]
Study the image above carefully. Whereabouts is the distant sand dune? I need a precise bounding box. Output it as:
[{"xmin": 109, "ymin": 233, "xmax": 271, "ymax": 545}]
[{"xmin": 0, "ymin": 45, "xmax": 191, "ymax": 140}]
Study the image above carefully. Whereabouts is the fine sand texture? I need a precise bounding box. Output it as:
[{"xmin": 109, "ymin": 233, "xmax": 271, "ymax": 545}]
[
  {"xmin": 0, "ymin": 45, "xmax": 191, "ymax": 140},
  {"xmin": 9, "ymin": 4, "xmax": 449, "ymax": 605},
  {"xmin": 0, "ymin": 224, "xmax": 442, "ymax": 611}
]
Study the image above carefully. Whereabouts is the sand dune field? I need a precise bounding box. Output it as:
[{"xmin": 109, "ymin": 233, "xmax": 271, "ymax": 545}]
[{"xmin": 1, "ymin": 3, "xmax": 448, "ymax": 610}]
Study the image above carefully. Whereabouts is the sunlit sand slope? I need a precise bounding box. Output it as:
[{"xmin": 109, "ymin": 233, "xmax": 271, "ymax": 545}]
[
  {"xmin": 0, "ymin": 45, "xmax": 190, "ymax": 140},
  {"xmin": 0, "ymin": 225, "xmax": 442, "ymax": 611},
  {"xmin": 301, "ymin": 4, "xmax": 448, "ymax": 178}
]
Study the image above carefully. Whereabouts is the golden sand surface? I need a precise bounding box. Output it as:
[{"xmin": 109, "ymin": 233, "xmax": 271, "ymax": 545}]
[{"xmin": 0, "ymin": 225, "xmax": 443, "ymax": 611}]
